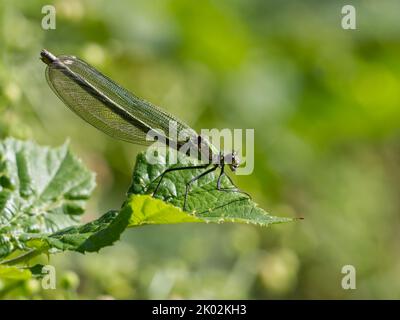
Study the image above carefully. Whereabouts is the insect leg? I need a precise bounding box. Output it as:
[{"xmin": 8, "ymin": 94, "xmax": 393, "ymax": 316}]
[
  {"xmin": 151, "ymin": 164, "xmax": 210, "ymax": 196},
  {"xmin": 217, "ymin": 165, "xmax": 225, "ymax": 190},
  {"xmin": 218, "ymin": 172, "xmax": 252, "ymax": 200},
  {"xmin": 183, "ymin": 165, "xmax": 219, "ymax": 211}
]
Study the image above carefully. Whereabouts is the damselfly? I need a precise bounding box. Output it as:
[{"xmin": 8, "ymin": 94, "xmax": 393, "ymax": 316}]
[{"xmin": 40, "ymin": 49, "xmax": 250, "ymax": 210}]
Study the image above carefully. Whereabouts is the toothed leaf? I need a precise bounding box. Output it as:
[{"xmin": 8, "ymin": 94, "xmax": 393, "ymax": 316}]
[
  {"xmin": 0, "ymin": 138, "xmax": 95, "ymax": 259},
  {"xmin": 128, "ymin": 152, "xmax": 293, "ymax": 226}
]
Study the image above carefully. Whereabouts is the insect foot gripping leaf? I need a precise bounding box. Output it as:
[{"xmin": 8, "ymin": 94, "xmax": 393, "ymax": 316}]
[
  {"xmin": 0, "ymin": 138, "xmax": 294, "ymax": 274},
  {"xmin": 128, "ymin": 152, "xmax": 294, "ymax": 227},
  {"xmin": 0, "ymin": 138, "xmax": 96, "ymax": 260}
]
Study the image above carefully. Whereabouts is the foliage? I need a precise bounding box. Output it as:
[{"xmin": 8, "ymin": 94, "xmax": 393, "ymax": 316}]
[
  {"xmin": 0, "ymin": 138, "xmax": 95, "ymax": 259},
  {"xmin": 129, "ymin": 152, "xmax": 292, "ymax": 226},
  {"xmin": 1, "ymin": 0, "xmax": 400, "ymax": 300},
  {"xmin": 0, "ymin": 138, "xmax": 291, "ymax": 292}
]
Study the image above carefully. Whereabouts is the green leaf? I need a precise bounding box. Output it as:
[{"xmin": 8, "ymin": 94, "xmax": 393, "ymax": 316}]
[
  {"xmin": 26, "ymin": 264, "xmax": 45, "ymax": 278},
  {"xmin": 128, "ymin": 195, "xmax": 203, "ymax": 226},
  {"xmin": 0, "ymin": 265, "xmax": 31, "ymax": 280},
  {"xmin": 128, "ymin": 152, "xmax": 293, "ymax": 226},
  {"xmin": 0, "ymin": 141, "xmax": 292, "ymax": 267},
  {"xmin": 24, "ymin": 205, "xmax": 132, "ymax": 254},
  {"xmin": 1, "ymin": 205, "xmax": 132, "ymax": 264},
  {"xmin": 127, "ymin": 194, "xmax": 291, "ymax": 227},
  {"xmin": 0, "ymin": 138, "xmax": 96, "ymax": 259}
]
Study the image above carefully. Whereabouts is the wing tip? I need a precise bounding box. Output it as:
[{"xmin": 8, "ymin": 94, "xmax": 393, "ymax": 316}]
[{"xmin": 40, "ymin": 49, "xmax": 57, "ymax": 65}]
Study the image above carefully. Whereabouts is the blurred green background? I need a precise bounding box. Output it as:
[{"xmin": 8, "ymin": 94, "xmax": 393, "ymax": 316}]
[{"xmin": 1, "ymin": 0, "xmax": 400, "ymax": 299}]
